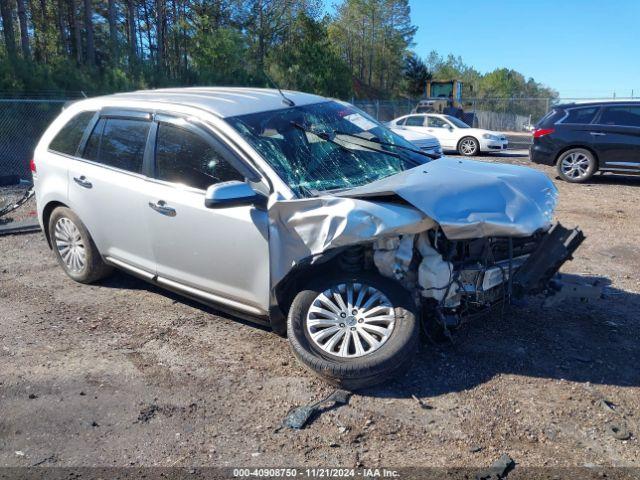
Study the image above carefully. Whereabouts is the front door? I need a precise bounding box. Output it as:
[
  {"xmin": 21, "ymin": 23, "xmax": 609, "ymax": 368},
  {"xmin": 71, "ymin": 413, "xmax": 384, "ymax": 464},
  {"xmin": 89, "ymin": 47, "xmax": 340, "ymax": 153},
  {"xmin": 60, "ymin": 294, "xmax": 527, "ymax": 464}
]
[
  {"xmin": 145, "ymin": 117, "xmax": 271, "ymax": 314},
  {"xmin": 426, "ymin": 116, "xmax": 457, "ymax": 150},
  {"xmin": 591, "ymin": 105, "xmax": 640, "ymax": 172}
]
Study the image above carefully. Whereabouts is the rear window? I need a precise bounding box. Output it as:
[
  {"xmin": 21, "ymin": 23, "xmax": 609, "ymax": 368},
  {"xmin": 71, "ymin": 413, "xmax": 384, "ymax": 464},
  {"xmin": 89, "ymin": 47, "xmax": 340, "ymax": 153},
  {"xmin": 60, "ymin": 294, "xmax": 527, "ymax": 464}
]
[
  {"xmin": 563, "ymin": 107, "xmax": 599, "ymax": 124},
  {"xmin": 82, "ymin": 118, "xmax": 151, "ymax": 173},
  {"xmin": 536, "ymin": 109, "xmax": 561, "ymax": 128},
  {"xmin": 599, "ymin": 106, "xmax": 640, "ymax": 127},
  {"xmin": 49, "ymin": 111, "xmax": 95, "ymax": 156},
  {"xmin": 405, "ymin": 115, "xmax": 425, "ymax": 126}
]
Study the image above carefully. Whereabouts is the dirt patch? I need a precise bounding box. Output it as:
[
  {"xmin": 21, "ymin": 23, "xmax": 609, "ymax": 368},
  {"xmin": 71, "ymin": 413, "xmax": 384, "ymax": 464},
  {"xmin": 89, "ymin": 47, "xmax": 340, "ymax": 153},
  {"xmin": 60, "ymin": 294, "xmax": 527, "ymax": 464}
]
[{"xmin": 0, "ymin": 153, "xmax": 639, "ymax": 469}]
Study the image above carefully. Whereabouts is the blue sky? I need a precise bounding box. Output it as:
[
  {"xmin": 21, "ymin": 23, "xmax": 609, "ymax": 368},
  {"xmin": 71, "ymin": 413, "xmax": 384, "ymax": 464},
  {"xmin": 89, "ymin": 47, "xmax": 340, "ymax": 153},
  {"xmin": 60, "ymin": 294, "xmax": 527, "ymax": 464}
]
[{"xmin": 409, "ymin": 0, "xmax": 640, "ymax": 99}]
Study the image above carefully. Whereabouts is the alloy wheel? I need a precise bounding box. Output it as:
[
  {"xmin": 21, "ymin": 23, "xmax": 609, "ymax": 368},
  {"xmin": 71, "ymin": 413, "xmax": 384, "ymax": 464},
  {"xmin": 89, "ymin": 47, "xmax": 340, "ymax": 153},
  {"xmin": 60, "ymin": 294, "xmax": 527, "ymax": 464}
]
[
  {"xmin": 54, "ymin": 217, "xmax": 86, "ymax": 272},
  {"xmin": 560, "ymin": 151, "xmax": 591, "ymax": 180},
  {"xmin": 460, "ymin": 138, "xmax": 477, "ymax": 155},
  {"xmin": 306, "ymin": 282, "xmax": 396, "ymax": 358}
]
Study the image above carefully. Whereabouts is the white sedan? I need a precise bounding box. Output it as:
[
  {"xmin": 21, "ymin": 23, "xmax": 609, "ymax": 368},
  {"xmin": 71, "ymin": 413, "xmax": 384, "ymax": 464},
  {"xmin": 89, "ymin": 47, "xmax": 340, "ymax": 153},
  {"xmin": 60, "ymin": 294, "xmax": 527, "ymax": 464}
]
[
  {"xmin": 389, "ymin": 127, "xmax": 443, "ymax": 158},
  {"xmin": 388, "ymin": 113, "xmax": 508, "ymax": 156}
]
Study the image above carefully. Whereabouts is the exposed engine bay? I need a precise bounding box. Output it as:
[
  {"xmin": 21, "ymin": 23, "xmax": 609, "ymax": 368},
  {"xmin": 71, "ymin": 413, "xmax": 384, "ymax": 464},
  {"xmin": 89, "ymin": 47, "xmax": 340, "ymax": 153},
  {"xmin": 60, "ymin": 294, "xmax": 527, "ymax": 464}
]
[
  {"xmin": 267, "ymin": 158, "xmax": 600, "ymax": 336},
  {"xmin": 358, "ymin": 223, "xmax": 586, "ymax": 334}
]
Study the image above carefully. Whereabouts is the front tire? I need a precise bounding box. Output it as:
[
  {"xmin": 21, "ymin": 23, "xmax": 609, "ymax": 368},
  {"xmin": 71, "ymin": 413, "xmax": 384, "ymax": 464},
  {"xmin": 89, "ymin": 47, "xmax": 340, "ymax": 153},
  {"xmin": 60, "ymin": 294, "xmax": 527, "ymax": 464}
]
[
  {"xmin": 458, "ymin": 136, "xmax": 479, "ymax": 156},
  {"xmin": 48, "ymin": 207, "xmax": 113, "ymax": 284},
  {"xmin": 556, "ymin": 148, "xmax": 597, "ymax": 182},
  {"xmin": 287, "ymin": 274, "xmax": 419, "ymax": 390}
]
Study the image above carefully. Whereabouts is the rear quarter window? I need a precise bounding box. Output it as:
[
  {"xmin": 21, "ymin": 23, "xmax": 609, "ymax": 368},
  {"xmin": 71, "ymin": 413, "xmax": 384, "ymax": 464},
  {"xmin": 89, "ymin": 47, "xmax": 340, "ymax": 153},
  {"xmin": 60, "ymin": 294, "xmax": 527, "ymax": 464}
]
[
  {"xmin": 536, "ymin": 108, "xmax": 564, "ymax": 128},
  {"xmin": 563, "ymin": 107, "xmax": 599, "ymax": 124},
  {"xmin": 48, "ymin": 111, "xmax": 95, "ymax": 156}
]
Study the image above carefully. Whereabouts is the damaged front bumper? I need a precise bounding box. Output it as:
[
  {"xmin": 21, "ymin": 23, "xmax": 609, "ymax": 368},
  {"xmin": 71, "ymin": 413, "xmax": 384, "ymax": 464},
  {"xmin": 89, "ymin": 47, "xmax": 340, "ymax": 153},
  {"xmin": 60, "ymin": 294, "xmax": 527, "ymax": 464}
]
[
  {"xmin": 369, "ymin": 222, "xmax": 600, "ymax": 328},
  {"xmin": 267, "ymin": 159, "xmax": 596, "ymax": 332}
]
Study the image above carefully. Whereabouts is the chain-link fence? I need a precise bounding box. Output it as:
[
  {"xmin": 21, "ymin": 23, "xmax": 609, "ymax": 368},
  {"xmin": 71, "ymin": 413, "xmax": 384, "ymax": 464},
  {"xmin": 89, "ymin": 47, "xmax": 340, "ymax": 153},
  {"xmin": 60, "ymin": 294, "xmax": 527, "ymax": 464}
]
[
  {"xmin": 352, "ymin": 97, "xmax": 554, "ymax": 132},
  {"xmin": 2, "ymin": 94, "xmax": 630, "ymax": 181},
  {"xmin": 0, "ymin": 99, "xmax": 71, "ymax": 180}
]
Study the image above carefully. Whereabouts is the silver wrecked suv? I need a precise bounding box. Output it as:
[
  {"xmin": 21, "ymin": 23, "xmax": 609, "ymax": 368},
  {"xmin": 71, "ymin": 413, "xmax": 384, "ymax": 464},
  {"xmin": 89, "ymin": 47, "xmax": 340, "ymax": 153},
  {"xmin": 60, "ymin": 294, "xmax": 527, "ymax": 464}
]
[{"xmin": 34, "ymin": 87, "xmax": 586, "ymax": 389}]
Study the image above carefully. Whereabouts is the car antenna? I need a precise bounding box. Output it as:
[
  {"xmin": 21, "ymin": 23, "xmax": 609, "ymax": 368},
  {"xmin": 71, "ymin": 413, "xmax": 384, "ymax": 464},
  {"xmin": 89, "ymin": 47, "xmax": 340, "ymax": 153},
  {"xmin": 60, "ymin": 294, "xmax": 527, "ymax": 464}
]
[{"xmin": 263, "ymin": 71, "xmax": 295, "ymax": 107}]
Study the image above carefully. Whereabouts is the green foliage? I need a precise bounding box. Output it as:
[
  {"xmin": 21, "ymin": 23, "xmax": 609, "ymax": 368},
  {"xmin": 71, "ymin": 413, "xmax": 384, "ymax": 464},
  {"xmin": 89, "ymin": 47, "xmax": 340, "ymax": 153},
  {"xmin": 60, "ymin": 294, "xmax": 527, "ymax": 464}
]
[
  {"xmin": 192, "ymin": 25, "xmax": 251, "ymax": 86},
  {"xmin": 424, "ymin": 50, "xmax": 557, "ymax": 101},
  {"xmin": 268, "ymin": 14, "xmax": 352, "ymax": 98},
  {"xmin": 0, "ymin": 0, "xmax": 556, "ymax": 103},
  {"xmin": 329, "ymin": 0, "xmax": 416, "ymax": 98},
  {"xmin": 403, "ymin": 54, "xmax": 431, "ymax": 97}
]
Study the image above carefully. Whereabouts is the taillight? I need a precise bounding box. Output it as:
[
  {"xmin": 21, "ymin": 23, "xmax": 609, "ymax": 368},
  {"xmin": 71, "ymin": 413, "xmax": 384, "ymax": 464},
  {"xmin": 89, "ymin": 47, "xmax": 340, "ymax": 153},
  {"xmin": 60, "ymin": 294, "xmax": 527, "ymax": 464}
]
[
  {"xmin": 29, "ymin": 158, "xmax": 36, "ymax": 173},
  {"xmin": 533, "ymin": 128, "xmax": 554, "ymax": 139}
]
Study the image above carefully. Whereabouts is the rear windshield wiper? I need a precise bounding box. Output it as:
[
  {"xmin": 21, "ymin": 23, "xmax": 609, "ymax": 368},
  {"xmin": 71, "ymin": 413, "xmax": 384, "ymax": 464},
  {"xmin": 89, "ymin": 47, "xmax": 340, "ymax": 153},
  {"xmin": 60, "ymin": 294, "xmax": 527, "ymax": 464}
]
[{"xmin": 333, "ymin": 130, "xmax": 441, "ymax": 160}]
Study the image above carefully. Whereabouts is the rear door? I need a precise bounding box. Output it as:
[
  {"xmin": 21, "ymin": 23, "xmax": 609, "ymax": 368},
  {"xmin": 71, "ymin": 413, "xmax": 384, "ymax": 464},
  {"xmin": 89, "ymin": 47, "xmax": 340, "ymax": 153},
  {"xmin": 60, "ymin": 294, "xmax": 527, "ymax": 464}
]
[
  {"xmin": 67, "ymin": 110, "xmax": 156, "ymax": 274},
  {"xmin": 144, "ymin": 115, "xmax": 271, "ymax": 315},
  {"xmin": 402, "ymin": 115, "xmax": 428, "ymax": 134},
  {"xmin": 590, "ymin": 105, "xmax": 640, "ymax": 172}
]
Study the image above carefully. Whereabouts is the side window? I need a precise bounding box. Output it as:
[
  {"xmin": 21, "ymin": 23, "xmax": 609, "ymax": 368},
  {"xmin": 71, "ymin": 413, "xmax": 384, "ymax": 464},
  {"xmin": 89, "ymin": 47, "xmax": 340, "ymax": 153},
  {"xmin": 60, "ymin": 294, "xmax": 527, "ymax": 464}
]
[
  {"xmin": 82, "ymin": 117, "xmax": 151, "ymax": 173},
  {"xmin": 155, "ymin": 123, "xmax": 244, "ymax": 190},
  {"xmin": 599, "ymin": 106, "xmax": 640, "ymax": 127},
  {"xmin": 564, "ymin": 107, "xmax": 598, "ymax": 124},
  {"xmin": 395, "ymin": 117, "xmax": 407, "ymax": 126},
  {"xmin": 427, "ymin": 117, "xmax": 449, "ymax": 128},
  {"xmin": 49, "ymin": 111, "xmax": 95, "ymax": 156},
  {"xmin": 404, "ymin": 115, "xmax": 425, "ymax": 127}
]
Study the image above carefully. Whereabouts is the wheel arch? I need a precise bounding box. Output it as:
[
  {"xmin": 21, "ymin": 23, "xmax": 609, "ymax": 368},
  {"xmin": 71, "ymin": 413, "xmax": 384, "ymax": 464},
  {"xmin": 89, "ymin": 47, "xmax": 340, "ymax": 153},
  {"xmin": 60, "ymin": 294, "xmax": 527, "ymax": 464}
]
[
  {"xmin": 42, "ymin": 200, "xmax": 69, "ymax": 248},
  {"xmin": 270, "ymin": 243, "xmax": 419, "ymax": 336},
  {"xmin": 270, "ymin": 250, "xmax": 347, "ymax": 335}
]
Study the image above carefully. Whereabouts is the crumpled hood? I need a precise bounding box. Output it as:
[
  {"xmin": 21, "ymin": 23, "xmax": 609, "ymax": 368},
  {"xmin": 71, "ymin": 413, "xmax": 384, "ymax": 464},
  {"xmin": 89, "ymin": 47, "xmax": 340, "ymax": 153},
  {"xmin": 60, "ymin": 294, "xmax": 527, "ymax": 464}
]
[{"xmin": 334, "ymin": 158, "xmax": 558, "ymax": 239}]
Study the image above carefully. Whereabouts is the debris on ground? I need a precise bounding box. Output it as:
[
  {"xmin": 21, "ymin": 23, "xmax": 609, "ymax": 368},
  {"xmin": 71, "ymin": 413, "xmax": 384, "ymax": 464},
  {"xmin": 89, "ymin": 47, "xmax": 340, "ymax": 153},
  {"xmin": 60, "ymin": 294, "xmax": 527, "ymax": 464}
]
[
  {"xmin": 137, "ymin": 404, "xmax": 160, "ymax": 423},
  {"xmin": 606, "ymin": 422, "xmax": 631, "ymax": 441},
  {"xmin": 596, "ymin": 398, "xmax": 617, "ymax": 413},
  {"xmin": 411, "ymin": 394, "xmax": 433, "ymax": 410},
  {"xmin": 282, "ymin": 389, "xmax": 351, "ymax": 430},
  {"xmin": 476, "ymin": 453, "xmax": 515, "ymax": 480}
]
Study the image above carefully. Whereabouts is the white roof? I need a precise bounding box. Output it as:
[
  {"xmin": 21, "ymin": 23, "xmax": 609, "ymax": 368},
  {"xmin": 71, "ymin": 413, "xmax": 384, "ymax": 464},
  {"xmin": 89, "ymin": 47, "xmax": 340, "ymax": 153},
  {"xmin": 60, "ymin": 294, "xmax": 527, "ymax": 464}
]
[{"xmin": 102, "ymin": 87, "xmax": 327, "ymax": 118}]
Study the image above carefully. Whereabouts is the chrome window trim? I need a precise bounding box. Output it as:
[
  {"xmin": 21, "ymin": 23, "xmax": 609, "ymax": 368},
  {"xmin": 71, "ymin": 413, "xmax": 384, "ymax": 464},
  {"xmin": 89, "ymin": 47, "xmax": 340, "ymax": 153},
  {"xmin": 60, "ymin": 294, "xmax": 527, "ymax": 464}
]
[
  {"xmin": 48, "ymin": 150, "xmax": 152, "ymax": 182},
  {"xmin": 555, "ymin": 106, "xmax": 600, "ymax": 125},
  {"xmin": 151, "ymin": 113, "xmax": 261, "ymax": 191},
  {"xmin": 591, "ymin": 104, "xmax": 640, "ymax": 128}
]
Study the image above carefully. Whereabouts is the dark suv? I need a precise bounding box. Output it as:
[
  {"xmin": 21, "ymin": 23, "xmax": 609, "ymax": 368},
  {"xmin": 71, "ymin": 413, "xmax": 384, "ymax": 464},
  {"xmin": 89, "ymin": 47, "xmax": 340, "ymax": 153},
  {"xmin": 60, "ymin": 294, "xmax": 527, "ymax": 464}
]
[{"xmin": 530, "ymin": 101, "xmax": 640, "ymax": 182}]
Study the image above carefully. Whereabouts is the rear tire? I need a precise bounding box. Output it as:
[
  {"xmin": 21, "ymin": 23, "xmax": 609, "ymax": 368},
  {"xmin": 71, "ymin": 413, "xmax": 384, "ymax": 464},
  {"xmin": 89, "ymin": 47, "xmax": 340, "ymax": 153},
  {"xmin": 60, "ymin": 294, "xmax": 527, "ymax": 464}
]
[
  {"xmin": 458, "ymin": 136, "xmax": 479, "ymax": 156},
  {"xmin": 48, "ymin": 207, "xmax": 113, "ymax": 284},
  {"xmin": 287, "ymin": 273, "xmax": 419, "ymax": 390},
  {"xmin": 556, "ymin": 148, "xmax": 597, "ymax": 183}
]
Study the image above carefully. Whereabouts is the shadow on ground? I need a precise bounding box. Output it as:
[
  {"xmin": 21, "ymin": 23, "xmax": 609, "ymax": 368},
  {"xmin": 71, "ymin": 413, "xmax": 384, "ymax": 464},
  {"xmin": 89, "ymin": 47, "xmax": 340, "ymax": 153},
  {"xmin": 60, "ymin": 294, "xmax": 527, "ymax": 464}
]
[
  {"xmin": 368, "ymin": 275, "xmax": 640, "ymax": 398},
  {"xmin": 97, "ymin": 270, "xmax": 272, "ymax": 332},
  {"xmin": 96, "ymin": 269, "xmax": 640, "ymax": 399}
]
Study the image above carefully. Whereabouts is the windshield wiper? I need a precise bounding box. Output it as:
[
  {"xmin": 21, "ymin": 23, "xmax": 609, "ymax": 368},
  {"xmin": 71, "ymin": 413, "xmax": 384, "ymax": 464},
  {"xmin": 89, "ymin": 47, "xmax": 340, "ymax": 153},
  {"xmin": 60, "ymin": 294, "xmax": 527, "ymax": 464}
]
[
  {"xmin": 290, "ymin": 121, "xmax": 357, "ymax": 156},
  {"xmin": 333, "ymin": 130, "xmax": 441, "ymax": 160},
  {"xmin": 290, "ymin": 121, "xmax": 416, "ymax": 165}
]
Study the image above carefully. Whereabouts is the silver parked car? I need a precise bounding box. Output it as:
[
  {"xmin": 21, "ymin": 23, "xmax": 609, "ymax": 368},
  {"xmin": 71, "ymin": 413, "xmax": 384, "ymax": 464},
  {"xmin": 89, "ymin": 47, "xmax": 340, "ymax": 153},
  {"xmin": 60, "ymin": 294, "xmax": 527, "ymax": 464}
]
[{"xmin": 33, "ymin": 88, "xmax": 585, "ymax": 389}]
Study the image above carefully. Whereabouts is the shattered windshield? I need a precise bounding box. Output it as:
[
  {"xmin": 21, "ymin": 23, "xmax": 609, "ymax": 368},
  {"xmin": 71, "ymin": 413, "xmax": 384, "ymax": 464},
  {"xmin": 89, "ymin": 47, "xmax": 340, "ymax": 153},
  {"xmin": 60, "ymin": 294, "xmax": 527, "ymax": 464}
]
[{"xmin": 226, "ymin": 101, "xmax": 430, "ymax": 197}]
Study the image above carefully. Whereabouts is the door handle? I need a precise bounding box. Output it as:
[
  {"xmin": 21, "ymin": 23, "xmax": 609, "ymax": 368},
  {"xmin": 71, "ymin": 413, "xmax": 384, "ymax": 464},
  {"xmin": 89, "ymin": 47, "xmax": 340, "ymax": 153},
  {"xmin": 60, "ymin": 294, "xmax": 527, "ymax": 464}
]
[
  {"xmin": 148, "ymin": 200, "xmax": 177, "ymax": 217},
  {"xmin": 73, "ymin": 176, "xmax": 92, "ymax": 189},
  {"xmin": 590, "ymin": 132, "xmax": 606, "ymax": 136}
]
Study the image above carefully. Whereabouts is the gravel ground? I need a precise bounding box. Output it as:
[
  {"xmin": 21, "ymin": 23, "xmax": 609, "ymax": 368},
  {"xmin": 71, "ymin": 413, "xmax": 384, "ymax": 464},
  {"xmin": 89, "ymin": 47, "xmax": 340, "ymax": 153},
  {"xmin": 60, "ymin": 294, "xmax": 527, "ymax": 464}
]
[{"xmin": 1, "ymin": 152, "xmax": 639, "ymax": 473}]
